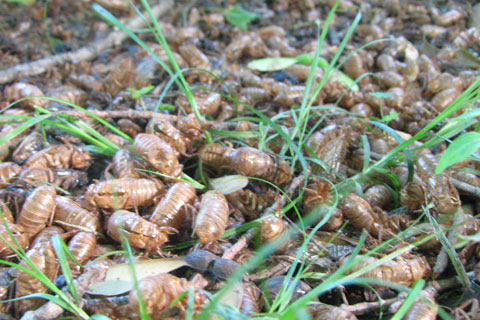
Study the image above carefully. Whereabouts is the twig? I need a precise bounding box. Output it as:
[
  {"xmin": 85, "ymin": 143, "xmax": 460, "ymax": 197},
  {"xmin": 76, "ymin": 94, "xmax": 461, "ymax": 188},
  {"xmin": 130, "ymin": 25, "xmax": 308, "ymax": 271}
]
[
  {"xmin": 0, "ymin": 1, "xmax": 173, "ymax": 84},
  {"xmin": 344, "ymin": 272, "xmax": 475, "ymax": 315},
  {"xmin": 222, "ymin": 173, "xmax": 306, "ymax": 260},
  {"xmin": 342, "ymin": 293, "xmax": 408, "ymax": 315},
  {"xmin": 451, "ymin": 178, "xmax": 480, "ymax": 199},
  {"xmin": 20, "ymin": 259, "xmax": 111, "ymax": 320}
]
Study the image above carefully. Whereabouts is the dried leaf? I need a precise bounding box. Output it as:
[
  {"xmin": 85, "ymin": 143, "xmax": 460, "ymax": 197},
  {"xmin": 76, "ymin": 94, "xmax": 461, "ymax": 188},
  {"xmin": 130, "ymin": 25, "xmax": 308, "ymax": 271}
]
[
  {"xmin": 86, "ymin": 280, "xmax": 133, "ymax": 296},
  {"xmin": 105, "ymin": 258, "xmax": 188, "ymax": 282},
  {"xmin": 209, "ymin": 175, "xmax": 249, "ymax": 195}
]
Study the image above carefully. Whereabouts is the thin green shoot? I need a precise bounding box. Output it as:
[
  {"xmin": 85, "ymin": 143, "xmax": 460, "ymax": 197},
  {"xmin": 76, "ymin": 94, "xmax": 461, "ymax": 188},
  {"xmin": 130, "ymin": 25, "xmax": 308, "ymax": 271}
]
[
  {"xmin": 390, "ymin": 279, "xmax": 425, "ymax": 320},
  {"xmin": 361, "ymin": 134, "xmax": 371, "ymax": 173},
  {"xmin": 136, "ymin": 169, "xmax": 206, "ymax": 190},
  {"xmin": 0, "ymin": 114, "xmax": 51, "ymax": 147},
  {"xmin": 425, "ymin": 207, "xmax": 470, "ymax": 290},
  {"xmin": 296, "ymin": 3, "xmax": 360, "ymax": 153},
  {"xmin": 51, "ymin": 235, "xmax": 79, "ymax": 304},
  {"xmin": 0, "ymin": 219, "xmax": 79, "ymax": 315},
  {"xmin": 90, "ymin": 314, "xmax": 114, "ymax": 320},
  {"xmin": 43, "ymin": 0, "xmax": 56, "ymax": 53},
  {"xmin": 0, "ymin": 236, "xmax": 89, "ymax": 318},
  {"xmin": 120, "ymin": 231, "xmax": 151, "ymax": 320}
]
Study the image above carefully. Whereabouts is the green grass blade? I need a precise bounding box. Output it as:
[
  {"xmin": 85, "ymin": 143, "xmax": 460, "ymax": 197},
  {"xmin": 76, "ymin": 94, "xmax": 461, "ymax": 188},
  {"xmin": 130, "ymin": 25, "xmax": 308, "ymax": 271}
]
[
  {"xmin": 120, "ymin": 232, "xmax": 151, "ymax": 320},
  {"xmin": 390, "ymin": 279, "xmax": 425, "ymax": 320},
  {"xmin": 51, "ymin": 235, "xmax": 79, "ymax": 304},
  {"xmin": 0, "ymin": 114, "xmax": 51, "ymax": 146}
]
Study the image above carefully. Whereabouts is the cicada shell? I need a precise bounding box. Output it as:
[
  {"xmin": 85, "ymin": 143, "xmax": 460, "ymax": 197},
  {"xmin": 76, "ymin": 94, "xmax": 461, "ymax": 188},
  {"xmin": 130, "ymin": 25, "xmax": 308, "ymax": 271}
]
[
  {"xmin": 0, "ymin": 124, "xmax": 25, "ymax": 161},
  {"xmin": 173, "ymin": 26, "xmax": 204, "ymax": 46},
  {"xmin": 177, "ymin": 113, "xmax": 203, "ymax": 142},
  {"xmin": 258, "ymin": 25, "xmax": 286, "ymax": 39},
  {"xmin": 404, "ymin": 223, "xmax": 442, "ymax": 250},
  {"xmin": 400, "ymin": 179, "xmax": 427, "ymax": 212},
  {"xmin": 240, "ymin": 87, "xmax": 269, "ymax": 104},
  {"xmin": 240, "ymin": 282, "xmax": 262, "ymax": 315},
  {"xmin": 363, "ymin": 184, "xmax": 393, "ymax": 209},
  {"xmin": 15, "ymin": 238, "xmax": 58, "ymax": 315},
  {"xmin": 308, "ymin": 304, "xmax": 358, "ymax": 320},
  {"xmin": 350, "ymin": 103, "xmax": 373, "ymax": 117},
  {"xmin": 266, "ymin": 35, "xmax": 298, "ymax": 57},
  {"xmin": 375, "ymin": 71, "xmax": 406, "ymax": 88},
  {"xmin": 150, "ymin": 181, "xmax": 196, "ymax": 229},
  {"xmin": 232, "ymin": 70, "xmax": 262, "ymax": 87},
  {"xmin": 303, "ymin": 180, "xmax": 343, "ymax": 231},
  {"xmin": 342, "ymin": 255, "xmax": 431, "ymax": 287},
  {"xmin": 177, "ymin": 91, "xmax": 222, "ymax": 116},
  {"xmin": 0, "ymin": 162, "xmax": 22, "ymax": 189},
  {"xmin": 24, "ymin": 144, "xmax": 92, "ymax": 170},
  {"xmin": 18, "ymin": 185, "xmax": 56, "ymax": 238},
  {"xmin": 146, "ymin": 119, "xmax": 188, "ymax": 155},
  {"xmin": 4, "ymin": 82, "xmax": 45, "ymax": 109},
  {"xmin": 227, "ymin": 147, "xmax": 293, "ymax": 186},
  {"xmin": 261, "ymin": 276, "xmax": 313, "ymax": 304},
  {"xmin": 261, "ymin": 216, "xmax": 290, "ymax": 252},
  {"xmin": 343, "ymin": 51, "xmax": 369, "ymax": 85},
  {"xmin": 201, "ymin": 143, "xmax": 231, "ymax": 170},
  {"xmin": 107, "ymin": 210, "xmax": 171, "ymax": 255},
  {"xmin": 341, "ymin": 193, "xmax": 384, "ymax": 237},
  {"xmin": 17, "ymin": 168, "xmax": 55, "ymax": 187},
  {"xmin": 305, "ymin": 127, "xmax": 350, "ymax": 177},
  {"xmin": 226, "ymin": 34, "xmax": 250, "ymax": 60},
  {"xmin": 52, "ymin": 168, "xmax": 88, "ymax": 191},
  {"xmin": 133, "ymin": 134, "xmax": 182, "ymax": 178},
  {"xmin": 30, "ymin": 226, "xmax": 65, "ymax": 248},
  {"xmin": 67, "ymin": 231, "xmax": 97, "ymax": 276},
  {"xmin": 0, "ymin": 223, "xmax": 28, "ymax": 258},
  {"xmin": 416, "ymin": 154, "xmax": 460, "ymax": 214},
  {"xmin": 404, "ymin": 295, "xmax": 437, "ymax": 320},
  {"xmin": 54, "ymin": 196, "xmax": 100, "ymax": 233},
  {"xmin": 129, "ymin": 273, "xmax": 208, "ymax": 317},
  {"xmin": 104, "ymin": 133, "xmax": 129, "ymax": 148},
  {"xmin": 117, "ymin": 119, "xmax": 142, "ymax": 138},
  {"xmin": 450, "ymin": 170, "xmax": 480, "ymax": 195},
  {"xmin": 195, "ymin": 191, "xmax": 230, "ymax": 243},
  {"xmin": 427, "ymin": 73, "xmax": 465, "ymax": 94},
  {"xmin": 178, "ymin": 43, "xmax": 212, "ymax": 83},
  {"xmin": 355, "ymin": 24, "xmax": 385, "ymax": 51},
  {"xmin": 85, "ymin": 178, "xmax": 165, "ymax": 209},
  {"xmin": 275, "ymin": 85, "xmax": 322, "ymax": 107},
  {"xmin": 376, "ymin": 54, "xmax": 401, "ymax": 72},
  {"xmin": 226, "ymin": 188, "xmax": 277, "ymax": 221},
  {"xmin": 431, "ymin": 8, "xmax": 463, "ymax": 26},
  {"xmin": 111, "ymin": 148, "xmax": 141, "ymax": 179},
  {"xmin": 11, "ymin": 131, "xmax": 44, "ymax": 164},
  {"xmin": 430, "ymin": 88, "xmax": 461, "ymax": 112},
  {"xmin": 179, "ymin": 43, "xmax": 211, "ymax": 70}
]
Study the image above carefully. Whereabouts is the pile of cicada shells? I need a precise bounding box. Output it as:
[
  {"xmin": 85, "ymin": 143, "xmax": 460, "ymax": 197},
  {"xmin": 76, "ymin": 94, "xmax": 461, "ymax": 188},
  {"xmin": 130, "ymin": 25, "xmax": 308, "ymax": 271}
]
[{"xmin": 1, "ymin": 0, "xmax": 480, "ymax": 319}]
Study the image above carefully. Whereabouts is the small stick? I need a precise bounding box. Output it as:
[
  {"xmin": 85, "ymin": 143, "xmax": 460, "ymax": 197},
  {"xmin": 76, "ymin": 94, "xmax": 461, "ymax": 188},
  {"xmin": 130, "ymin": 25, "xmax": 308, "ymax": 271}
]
[
  {"xmin": 20, "ymin": 259, "xmax": 111, "ymax": 320},
  {"xmin": 344, "ymin": 273, "xmax": 475, "ymax": 315},
  {"xmin": 342, "ymin": 293, "xmax": 407, "ymax": 315},
  {"xmin": 0, "ymin": 1, "xmax": 173, "ymax": 84}
]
